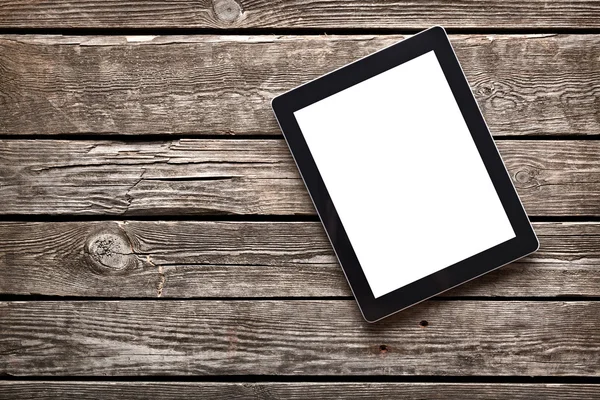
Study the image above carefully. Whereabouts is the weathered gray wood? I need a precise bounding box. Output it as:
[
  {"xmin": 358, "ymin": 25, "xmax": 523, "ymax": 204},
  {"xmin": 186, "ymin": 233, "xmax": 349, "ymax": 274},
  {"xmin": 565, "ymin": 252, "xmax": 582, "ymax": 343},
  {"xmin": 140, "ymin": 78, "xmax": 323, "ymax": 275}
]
[
  {"xmin": 1, "ymin": 300, "xmax": 598, "ymax": 376},
  {"xmin": 0, "ymin": 35, "xmax": 598, "ymax": 136},
  {"xmin": 0, "ymin": 221, "xmax": 597, "ymax": 298},
  {"xmin": 0, "ymin": 139, "xmax": 309, "ymax": 215},
  {"xmin": 0, "ymin": 0, "xmax": 599, "ymax": 29},
  {"xmin": 0, "ymin": 382, "xmax": 598, "ymax": 400},
  {"xmin": 2, "ymin": 140, "xmax": 600, "ymax": 216}
]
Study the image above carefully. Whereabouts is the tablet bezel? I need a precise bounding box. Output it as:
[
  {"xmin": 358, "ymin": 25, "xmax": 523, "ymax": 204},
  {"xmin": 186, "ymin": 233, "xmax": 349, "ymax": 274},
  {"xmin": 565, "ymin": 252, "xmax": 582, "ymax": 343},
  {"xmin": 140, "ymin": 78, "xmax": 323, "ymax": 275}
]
[{"xmin": 271, "ymin": 26, "xmax": 539, "ymax": 322}]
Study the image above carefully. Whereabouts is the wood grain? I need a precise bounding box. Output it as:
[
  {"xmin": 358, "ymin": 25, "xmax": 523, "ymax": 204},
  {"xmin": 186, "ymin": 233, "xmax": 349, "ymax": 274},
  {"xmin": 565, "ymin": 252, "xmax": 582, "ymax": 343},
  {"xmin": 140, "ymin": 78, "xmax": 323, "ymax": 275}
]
[
  {"xmin": 0, "ymin": 382, "xmax": 598, "ymax": 399},
  {"xmin": 0, "ymin": 0, "xmax": 599, "ymax": 29},
  {"xmin": 2, "ymin": 140, "xmax": 600, "ymax": 216},
  {"xmin": 0, "ymin": 35, "xmax": 598, "ymax": 136},
  {"xmin": 0, "ymin": 221, "xmax": 598, "ymax": 298},
  {"xmin": 1, "ymin": 300, "xmax": 598, "ymax": 376}
]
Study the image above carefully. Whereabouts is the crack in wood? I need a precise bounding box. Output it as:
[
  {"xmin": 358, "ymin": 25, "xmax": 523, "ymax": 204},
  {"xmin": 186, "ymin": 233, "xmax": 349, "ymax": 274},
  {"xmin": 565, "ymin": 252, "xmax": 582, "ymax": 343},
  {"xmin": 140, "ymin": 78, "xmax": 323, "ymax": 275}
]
[
  {"xmin": 156, "ymin": 265, "xmax": 166, "ymax": 298},
  {"xmin": 116, "ymin": 222, "xmax": 167, "ymax": 297},
  {"xmin": 123, "ymin": 169, "xmax": 146, "ymax": 213},
  {"xmin": 144, "ymin": 176, "xmax": 236, "ymax": 182}
]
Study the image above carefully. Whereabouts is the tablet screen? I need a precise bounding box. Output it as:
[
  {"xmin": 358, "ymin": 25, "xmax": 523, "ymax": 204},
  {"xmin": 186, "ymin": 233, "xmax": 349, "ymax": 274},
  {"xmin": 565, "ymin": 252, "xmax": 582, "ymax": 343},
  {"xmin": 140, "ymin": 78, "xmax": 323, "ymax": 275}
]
[{"xmin": 293, "ymin": 50, "xmax": 516, "ymax": 298}]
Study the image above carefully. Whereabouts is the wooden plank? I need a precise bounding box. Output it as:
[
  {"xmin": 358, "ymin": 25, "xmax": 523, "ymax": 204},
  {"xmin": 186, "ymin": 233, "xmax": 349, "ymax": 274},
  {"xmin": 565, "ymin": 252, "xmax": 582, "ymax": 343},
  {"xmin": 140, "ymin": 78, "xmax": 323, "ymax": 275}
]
[
  {"xmin": 1, "ymin": 140, "xmax": 600, "ymax": 216},
  {"xmin": 0, "ymin": 222, "xmax": 597, "ymax": 298},
  {"xmin": 1, "ymin": 300, "xmax": 598, "ymax": 376},
  {"xmin": 0, "ymin": 34, "xmax": 598, "ymax": 136},
  {"xmin": 0, "ymin": 0, "xmax": 599, "ymax": 29},
  {"xmin": 0, "ymin": 382, "xmax": 598, "ymax": 400}
]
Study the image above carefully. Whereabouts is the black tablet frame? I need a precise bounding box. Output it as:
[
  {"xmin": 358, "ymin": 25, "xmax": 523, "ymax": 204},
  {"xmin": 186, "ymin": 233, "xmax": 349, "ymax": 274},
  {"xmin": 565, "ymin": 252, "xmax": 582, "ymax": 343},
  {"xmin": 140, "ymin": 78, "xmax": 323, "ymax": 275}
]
[{"xmin": 271, "ymin": 26, "xmax": 539, "ymax": 322}]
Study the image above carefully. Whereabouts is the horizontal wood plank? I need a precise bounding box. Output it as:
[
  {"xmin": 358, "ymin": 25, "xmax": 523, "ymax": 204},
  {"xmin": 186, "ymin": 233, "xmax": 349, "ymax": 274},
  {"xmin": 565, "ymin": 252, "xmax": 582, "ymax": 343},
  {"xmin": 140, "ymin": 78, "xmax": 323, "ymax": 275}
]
[
  {"xmin": 1, "ymin": 140, "xmax": 600, "ymax": 216},
  {"xmin": 1, "ymin": 300, "xmax": 598, "ymax": 376},
  {"xmin": 0, "ymin": 382, "xmax": 598, "ymax": 399},
  {"xmin": 0, "ymin": 221, "xmax": 598, "ymax": 298},
  {"xmin": 0, "ymin": 0, "xmax": 599, "ymax": 29},
  {"xmin": 0, "ymin": 35, "xmax": 598, "ymax": 136}
]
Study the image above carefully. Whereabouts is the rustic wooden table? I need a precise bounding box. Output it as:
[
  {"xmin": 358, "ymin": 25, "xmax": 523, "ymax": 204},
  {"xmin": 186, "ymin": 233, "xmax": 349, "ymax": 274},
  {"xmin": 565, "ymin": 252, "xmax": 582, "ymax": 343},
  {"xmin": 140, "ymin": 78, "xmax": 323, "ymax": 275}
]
[{"xmin": 1, "ymin": 1, "xmax": 600, "ymax": 398}]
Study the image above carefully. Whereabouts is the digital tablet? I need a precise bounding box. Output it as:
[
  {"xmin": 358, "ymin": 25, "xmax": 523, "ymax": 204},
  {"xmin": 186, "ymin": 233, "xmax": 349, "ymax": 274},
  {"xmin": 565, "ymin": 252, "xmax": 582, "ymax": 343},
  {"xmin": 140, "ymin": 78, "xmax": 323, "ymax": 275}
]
[{"xmin": 271, "ymin": 26, "xmax": 539, "ymax": 323}]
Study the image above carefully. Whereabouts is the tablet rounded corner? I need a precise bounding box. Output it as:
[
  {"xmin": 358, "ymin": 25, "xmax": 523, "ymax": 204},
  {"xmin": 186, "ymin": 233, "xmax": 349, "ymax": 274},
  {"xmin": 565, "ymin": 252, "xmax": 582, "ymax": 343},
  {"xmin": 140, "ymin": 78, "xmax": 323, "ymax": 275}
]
[
  {"xmin": 361, "ymin": 312, "xmax": 378, "ymax": 324},
  {"xmin": 530, "ymin": 231, "xmax": 541, "ymax": 254},
  {"xmin": 358, "ymin": 305, "xmax": 383, "ymax": 324},
  {"xmin": 271, "ymin": 95, "xmax": 283, "ymax": 113},
  {"xmin": 520, "ymin": 226, "xmax": 541, "ymax": 256},
  {"xmin": 429, "ymin": 25, "xmax": 448, "ymax": 36}
]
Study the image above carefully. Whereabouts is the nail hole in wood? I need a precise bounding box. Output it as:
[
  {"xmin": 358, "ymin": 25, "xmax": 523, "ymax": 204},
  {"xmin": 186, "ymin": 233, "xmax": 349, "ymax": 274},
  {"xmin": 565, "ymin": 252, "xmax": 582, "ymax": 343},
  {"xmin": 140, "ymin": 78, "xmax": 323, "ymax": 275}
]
[{"xmin": 419, "ymin": 320, "xmax": 429, "ymax": 327}]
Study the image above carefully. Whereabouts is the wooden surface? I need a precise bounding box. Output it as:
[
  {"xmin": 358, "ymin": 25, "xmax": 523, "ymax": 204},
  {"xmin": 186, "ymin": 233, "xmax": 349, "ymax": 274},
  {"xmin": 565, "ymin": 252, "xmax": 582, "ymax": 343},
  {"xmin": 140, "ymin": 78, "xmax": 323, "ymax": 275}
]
[
  {"xmin": 2, "ymin": 300, "xmax": 599, "ymax": 376},
  {"xmin": 3, "ymin": 140, "xmax": 600, "ymax": 216},
  {"xmin": 1, "ymin": 382, "xmax": 599, "ymax": 400},
  {"xmin": 0, "ymin": 221, "xmax": 598, "ymax": 298},
  {"xmin": 0, "ymin": 0, "xmax": 599, "ymax": 29},
  {"xmin": 0, "ymin": 1, "xmax": 599, "ymax": 398},
  {"xmin": 0, "ymin": 35, "xmax": 599, "ymax": 136}
]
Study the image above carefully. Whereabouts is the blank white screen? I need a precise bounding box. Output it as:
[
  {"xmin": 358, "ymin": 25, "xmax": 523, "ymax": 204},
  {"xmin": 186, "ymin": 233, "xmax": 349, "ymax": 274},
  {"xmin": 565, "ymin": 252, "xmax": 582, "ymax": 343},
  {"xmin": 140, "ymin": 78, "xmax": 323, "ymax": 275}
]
[{"xmin": 293, "ymin": 50, "xmax": 515, "ymax": 298}]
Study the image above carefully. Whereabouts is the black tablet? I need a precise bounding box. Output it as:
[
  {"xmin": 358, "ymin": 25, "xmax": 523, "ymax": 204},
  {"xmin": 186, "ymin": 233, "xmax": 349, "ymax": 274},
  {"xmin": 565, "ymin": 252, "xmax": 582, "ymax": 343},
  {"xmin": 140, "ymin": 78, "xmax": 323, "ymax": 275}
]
[{"xmin": 271, "ymin": 26, "xmax": 539, "ymax": 323}]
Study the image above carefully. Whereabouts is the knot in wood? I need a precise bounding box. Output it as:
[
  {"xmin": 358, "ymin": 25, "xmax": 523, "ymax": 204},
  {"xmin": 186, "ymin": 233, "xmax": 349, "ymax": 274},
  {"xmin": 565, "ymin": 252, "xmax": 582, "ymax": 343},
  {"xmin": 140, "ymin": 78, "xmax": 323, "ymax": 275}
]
[
  {"xmin": 515, "ymin": 170, "xmax": 531, "ymax": 183},
  {"xmin": 84, "ymin": 226, "xmax": 137, "ymax": 275},
  {"xmin": 514, "ymin": 168, "xmax": 539, "ymax": 186},
  {"xmin": 476, "ymin": 82, "xmax": 495, "ymax": 97},
  {"xmin": 213, "ymin": 0, "xmax": 243, "ymax": 23}
]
